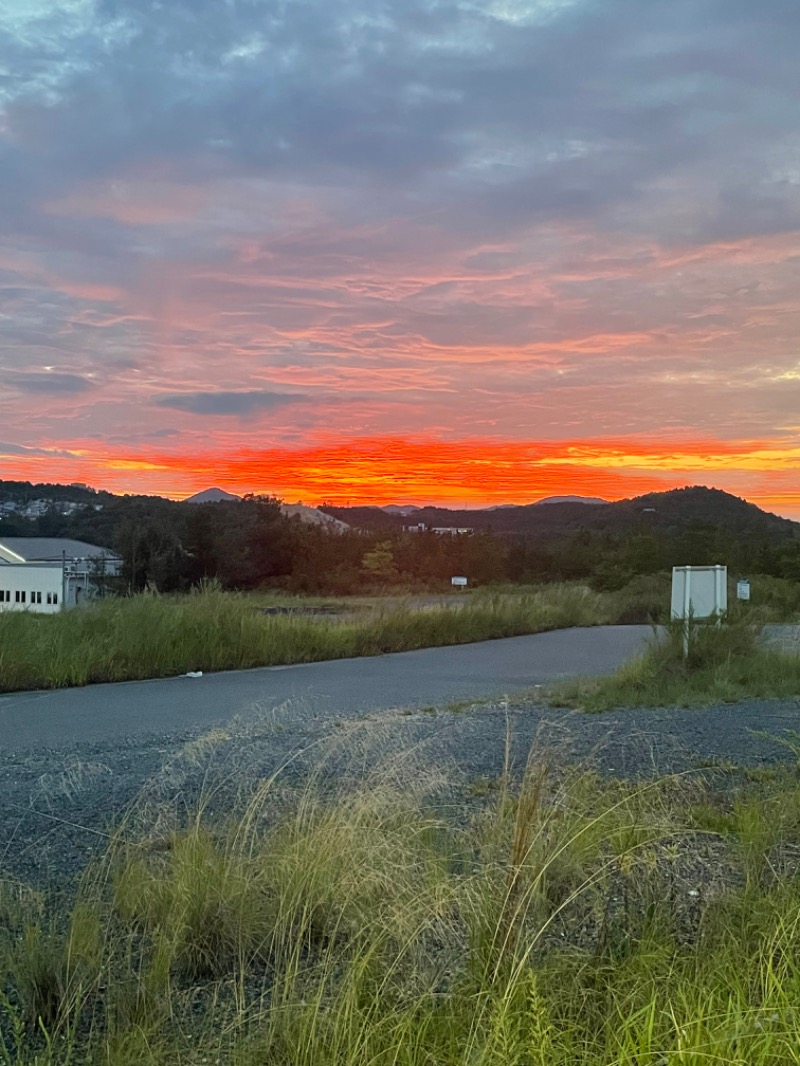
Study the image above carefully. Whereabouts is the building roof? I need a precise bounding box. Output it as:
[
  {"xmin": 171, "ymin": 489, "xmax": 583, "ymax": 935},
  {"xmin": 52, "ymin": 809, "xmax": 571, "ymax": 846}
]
[{"xmin": 0, "ymin": 538, "xmax": 121, "ymax": 564}]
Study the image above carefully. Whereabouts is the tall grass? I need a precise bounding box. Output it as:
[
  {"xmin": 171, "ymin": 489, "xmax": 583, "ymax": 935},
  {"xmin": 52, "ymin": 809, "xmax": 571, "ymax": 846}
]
[
  {"xmin": 557, "ymin": 617, "xmax": 800, "ymax": 711},
  {"xmin": 5, "ymin": 728, "xmax": 800, "ymax": 1064},
  {"xmin": 0, "ymin": 583, "xmax": 612, "ymax": 691}
]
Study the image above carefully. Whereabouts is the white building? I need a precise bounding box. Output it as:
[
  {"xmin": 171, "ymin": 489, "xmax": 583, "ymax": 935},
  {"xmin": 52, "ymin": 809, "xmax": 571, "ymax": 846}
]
[
  {"xmin": 402, "ymin": 524, "xmax": 475, "ymax": 535},
  {"xmin": 0, "ymin": 564, "xmax": 65, "ymax": 614},
  {"xmin": 0, "ymin": 538, "xmax": 122, "ymax": 613}
]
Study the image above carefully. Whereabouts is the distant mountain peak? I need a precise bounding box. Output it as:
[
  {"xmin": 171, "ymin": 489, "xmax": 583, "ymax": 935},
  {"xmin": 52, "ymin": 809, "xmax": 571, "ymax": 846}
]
[
  {"xmin": 534, "ymin": 495, "xmax": 608, "ymax": 506},
  {"xmin": 183, "ymin": 487, "xmax": 242, "ymax": 504}
]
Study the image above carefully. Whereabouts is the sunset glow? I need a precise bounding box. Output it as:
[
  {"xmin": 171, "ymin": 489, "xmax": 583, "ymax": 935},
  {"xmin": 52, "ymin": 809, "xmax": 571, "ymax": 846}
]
[{"xmin": 2, "ymin": 1, "xmax": 800, "ymax": 517}]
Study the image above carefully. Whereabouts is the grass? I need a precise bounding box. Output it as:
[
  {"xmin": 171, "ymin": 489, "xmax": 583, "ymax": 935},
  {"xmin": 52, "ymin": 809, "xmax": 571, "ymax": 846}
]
[
  {"xmin": 556, "ymin": 617, "xmax": 800, "ymax": 711},
  {"xmin": 3, "ymin": 571, "xmax": 798, "ymax": 693},
  {"xmin": 0, "ymin": 581, "xmax": 613, "ymax": 692},
  {"xmin": 6, "ymin": 727, "xmax": 800, "ymax": 1064}
]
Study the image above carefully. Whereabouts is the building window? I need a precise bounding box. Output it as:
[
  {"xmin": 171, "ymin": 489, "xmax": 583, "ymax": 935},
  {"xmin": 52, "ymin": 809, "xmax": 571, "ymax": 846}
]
[
  {"xmin": 31, "ymin": 591, "xmax": 42, "ymax": 604},
  {"xmin": 15, "ymin": 590, "xmax": 26, "ymax": 603},
  {"xmin": 0, "ymin": 590, "xmax": 7, "ymax": 602},
  {"xmin": 46, "ymin": 592, "xmax": 58, "ymax": 605}
]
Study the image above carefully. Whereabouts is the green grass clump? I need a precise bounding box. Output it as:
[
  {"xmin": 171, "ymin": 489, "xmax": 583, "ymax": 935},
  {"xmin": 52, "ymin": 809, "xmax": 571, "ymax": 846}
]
[
  {"xmin": 7, "ymin": 727, "xmax": 800, "ymax": 1064},
  {"xmin": 556, "ymin": 618, "xmax": 800, "ymax": 711},
  {"xmin": 0, "ymin": 582, "xmax": 612, "ymax": 692}
]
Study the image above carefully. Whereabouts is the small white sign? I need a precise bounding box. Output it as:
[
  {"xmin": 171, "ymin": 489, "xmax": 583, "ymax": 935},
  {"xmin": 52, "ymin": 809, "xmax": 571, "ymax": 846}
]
[
  {"xmin": 451, "ymin": 576, "xmax": 468, "ymax": 587},
  {"xmin": 737, "ymin": 579, "xmax": 751, "ymax": 601},
  {"xmin": 671, "ymin": 565, "xmax": 727, "ymax": 620}
]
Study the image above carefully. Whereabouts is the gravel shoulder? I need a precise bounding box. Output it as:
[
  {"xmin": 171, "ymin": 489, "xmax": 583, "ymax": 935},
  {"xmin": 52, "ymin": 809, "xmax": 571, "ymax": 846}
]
[
  {"xmin": 3, "ymin": 624, "xmax": 799, "ymax": 890},
  {"xmin": 3, "ymin": 691, "xmax": 800, "ymax": 889}
]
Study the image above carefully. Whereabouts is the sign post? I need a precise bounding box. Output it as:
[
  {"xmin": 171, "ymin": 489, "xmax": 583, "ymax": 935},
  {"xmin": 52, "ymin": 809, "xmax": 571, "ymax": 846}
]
[{"xmin": 451, "ymin": 576, "xmax": 468, "ymax": 591}]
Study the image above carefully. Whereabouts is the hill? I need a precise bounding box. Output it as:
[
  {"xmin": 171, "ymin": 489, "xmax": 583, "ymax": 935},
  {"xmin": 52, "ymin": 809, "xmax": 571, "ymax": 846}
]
[
  {"xmin": 321, "ymin": 487, "xmax": 799, "ymax": 542},
  {"xmin": 280, "ymin": 503, "xmax": 350, "ymax": 532},
  {"xmin": 183, "ymin": 487, "xmax": 242, "ymax": 503},
  {"xmin": 535, "ymin": 495, "xmax": 608, "ymax": 506}
]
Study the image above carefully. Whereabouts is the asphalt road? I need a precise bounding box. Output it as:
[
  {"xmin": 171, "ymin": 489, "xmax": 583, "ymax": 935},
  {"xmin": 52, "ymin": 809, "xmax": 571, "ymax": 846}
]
[
  {"xmin": 0, "ymin": 625, "xmax": 652, "ymax": 751},
  {"xmin": 4, "ymin": 625, "xmax": 800, "ymax": 888}
]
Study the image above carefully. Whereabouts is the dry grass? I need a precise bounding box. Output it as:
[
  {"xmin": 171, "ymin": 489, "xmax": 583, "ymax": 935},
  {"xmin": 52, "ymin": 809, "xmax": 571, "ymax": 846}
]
[{"xmin": 5, "ymin": 720, "xmax": 800, "ymax": 1064}]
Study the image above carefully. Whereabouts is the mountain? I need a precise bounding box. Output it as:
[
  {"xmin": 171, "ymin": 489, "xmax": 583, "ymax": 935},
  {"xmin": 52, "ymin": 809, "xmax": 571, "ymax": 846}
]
[
  {"xmin": 320, "ymin": 487, "xmax": 800, "ymax": 541},
  {"xmin": 183, "ymin": 487, "xmax": 242, "ymax": 504},
  {"xmin": 535, "ymin": 495, "xmax": 608, "ymax": 506},
  {"xmin": 382, "ymin": 504, "xmax": 421, "ymax": 515}
]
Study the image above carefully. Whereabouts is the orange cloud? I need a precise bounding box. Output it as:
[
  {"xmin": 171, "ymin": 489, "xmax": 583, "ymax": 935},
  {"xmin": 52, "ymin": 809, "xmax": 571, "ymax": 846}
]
[{"xmin": 3, "ymin": 434, "xmax": 800, "ymax": 517}]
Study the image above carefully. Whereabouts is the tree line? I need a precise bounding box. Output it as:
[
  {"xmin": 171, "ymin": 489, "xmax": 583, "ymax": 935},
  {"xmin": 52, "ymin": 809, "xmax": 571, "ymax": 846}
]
[{"xmin": 1, "ymin": 487, "xmax": 800, "ymax": 594}]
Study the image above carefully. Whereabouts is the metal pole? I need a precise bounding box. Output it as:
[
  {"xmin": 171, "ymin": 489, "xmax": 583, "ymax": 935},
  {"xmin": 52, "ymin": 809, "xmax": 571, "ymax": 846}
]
[
  {"xmin": 715, "ymin": 564, "xmax": 724, "ymax": 624},
  {"xmin": 683, "ymin": 566, "xmax": 692, "ymax": 659}
]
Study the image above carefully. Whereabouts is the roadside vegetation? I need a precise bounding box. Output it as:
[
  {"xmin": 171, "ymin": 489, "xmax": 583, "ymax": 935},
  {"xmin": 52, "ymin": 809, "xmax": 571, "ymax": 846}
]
[
  {"xmin": 2, "ymin": 572, "xmax": 799, "ymax": 693},
  {"xmin": 4, "ymin": 481, "xmax": 800, "ymax": 597},
  {"xmin": 0, "ymin": 581, "xmax": 614, "ymax": 692},
  {"xmin": 557, "ymin": 612, "xmax": 800, "ymax": 711},
  {"xmin": 6, "ymin": 730, "xmax": 800, "ymax": 1064}
]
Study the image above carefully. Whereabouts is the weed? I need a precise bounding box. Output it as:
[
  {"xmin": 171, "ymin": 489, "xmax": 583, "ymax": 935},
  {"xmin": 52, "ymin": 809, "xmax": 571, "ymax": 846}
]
[
  {"xmin": 1, "ymin": 899, "xmax": 104, "ymax": 1032},
  {"xmin": 468, "ymin": 775, "xmax": 498, "ymax": 797},
  {"xmin": 7, "ymin": 737, "xmax": 800, "ymax": 1063}
]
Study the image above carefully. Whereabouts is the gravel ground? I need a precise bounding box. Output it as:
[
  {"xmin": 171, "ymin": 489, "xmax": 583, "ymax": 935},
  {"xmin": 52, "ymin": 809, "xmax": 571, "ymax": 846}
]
[{"xmin": 3, "ymin": 693, "xmax": 800, "ymax": 889}]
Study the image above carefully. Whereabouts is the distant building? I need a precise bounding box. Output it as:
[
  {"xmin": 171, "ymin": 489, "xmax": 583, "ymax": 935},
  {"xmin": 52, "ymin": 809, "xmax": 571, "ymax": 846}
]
[
  {"xmin": 0, "ymin": 538, "xmax": 122, "ymax": 613},
  {"xmin": 403, "ymin": 524, "xmax": 474, "ymax": 535}
]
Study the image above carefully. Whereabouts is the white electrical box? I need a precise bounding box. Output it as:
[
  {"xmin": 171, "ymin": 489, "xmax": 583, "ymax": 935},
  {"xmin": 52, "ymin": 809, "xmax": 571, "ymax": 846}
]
[{"xmin": 671, "ymin": 565, "xmax": 727, "ymax": 620}]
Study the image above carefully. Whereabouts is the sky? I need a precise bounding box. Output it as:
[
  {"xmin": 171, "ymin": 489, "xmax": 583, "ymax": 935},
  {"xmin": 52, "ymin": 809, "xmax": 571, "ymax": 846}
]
[{"xmin": 2, "ymin": 0, "xmax": 800, "ymax": 515}]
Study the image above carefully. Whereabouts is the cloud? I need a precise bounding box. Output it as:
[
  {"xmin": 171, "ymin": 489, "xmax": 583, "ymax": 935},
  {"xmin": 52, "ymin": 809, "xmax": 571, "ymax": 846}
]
[
  {"xmin": 9, "ymin": 372, "xmax": 95, "ymax": 394},
  {"xmin": 3, "ymin": 0, "xmax": 799, "ymax": 238},
  {"xmin": 0, "ymin": 441, "xmax": 78, "ymax": 458},
  {"xmin": 155, "ymin": 390, "xmax": 306, "ymax": 416},
  {"xmin": 2, "ymin": 0, "xmax": 800, "ymax": 507}
]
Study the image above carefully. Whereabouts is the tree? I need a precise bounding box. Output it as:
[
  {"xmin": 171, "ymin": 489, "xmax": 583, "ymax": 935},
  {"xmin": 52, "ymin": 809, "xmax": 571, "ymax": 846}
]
[{"xmin": 361, "ymin": 541, "xmax": 399, "ymax": 583}]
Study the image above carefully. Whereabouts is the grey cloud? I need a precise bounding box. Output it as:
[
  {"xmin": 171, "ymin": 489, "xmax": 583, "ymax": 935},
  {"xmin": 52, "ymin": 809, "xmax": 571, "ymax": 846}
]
[
  {"xmin": 5, "ymin": 0, "xmax": 800, "ymax": 249},
  {"xmin": 10, "ymin": 372, "xmax": 94, "ymax": 394},
  {"xmin": 155, "ymin": 390, "xmax": 306, "ymax": 415},
  {"xmin": 0, "ymin": 441, "xmax": 77, "ymax": 458}
]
